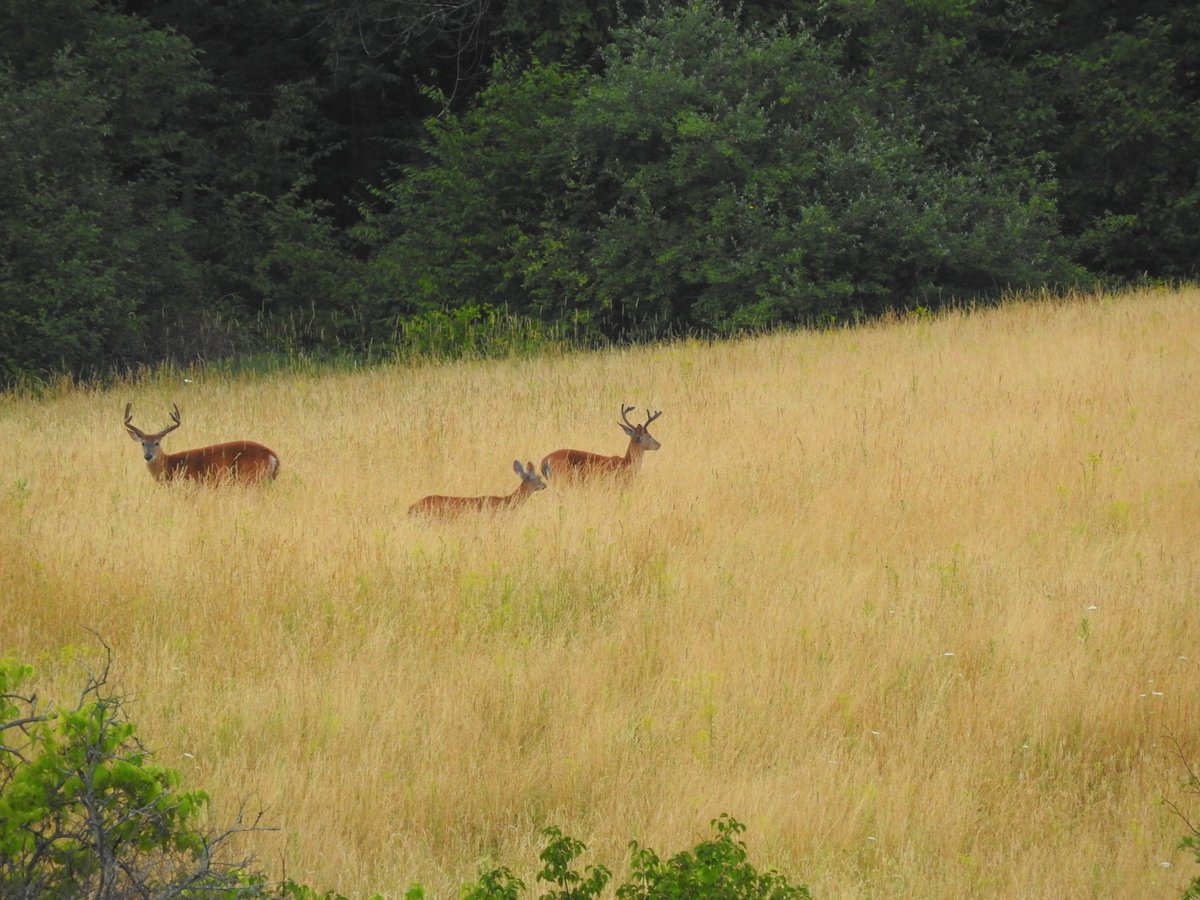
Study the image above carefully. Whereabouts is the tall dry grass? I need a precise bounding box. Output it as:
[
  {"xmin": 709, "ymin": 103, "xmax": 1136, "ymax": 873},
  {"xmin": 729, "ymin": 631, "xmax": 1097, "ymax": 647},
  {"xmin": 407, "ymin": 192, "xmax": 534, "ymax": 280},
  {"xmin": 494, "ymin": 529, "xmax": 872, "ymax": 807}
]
[{"xmin": 1, "ymin": 287, "xmax": 1198, "ymax": 897}]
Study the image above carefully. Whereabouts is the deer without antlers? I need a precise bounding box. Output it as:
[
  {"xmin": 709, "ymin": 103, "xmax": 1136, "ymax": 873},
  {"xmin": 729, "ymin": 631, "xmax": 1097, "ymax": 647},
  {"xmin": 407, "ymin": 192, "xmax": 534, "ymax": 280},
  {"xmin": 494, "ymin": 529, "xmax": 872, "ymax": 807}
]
[
  {"xmin": 408, "ymin": 459, "xmax": 550, "ymax": 517},
  {"xmin": 124, "ymin": 402, "xmax": 280, "ymax": 483},
  {"xmin": 540, "ymin": 404, "xmax": 662, "ymax": 483}
]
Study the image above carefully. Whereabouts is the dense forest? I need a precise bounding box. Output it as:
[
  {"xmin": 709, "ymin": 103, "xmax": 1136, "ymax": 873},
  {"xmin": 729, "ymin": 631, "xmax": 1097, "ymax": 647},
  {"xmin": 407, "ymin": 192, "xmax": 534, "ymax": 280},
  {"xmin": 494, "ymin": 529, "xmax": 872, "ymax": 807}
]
[{"xmin": 2, "ymin": 0, "xmax": 1198, "ymax": 385}]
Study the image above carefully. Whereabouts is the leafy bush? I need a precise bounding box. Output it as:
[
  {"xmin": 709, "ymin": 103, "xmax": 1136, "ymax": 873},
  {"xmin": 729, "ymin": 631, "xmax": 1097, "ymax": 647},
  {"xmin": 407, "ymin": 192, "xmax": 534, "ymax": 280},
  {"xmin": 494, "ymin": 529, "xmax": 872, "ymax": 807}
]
[
  {"xmin": 362, "ymin": 0, "xmax": 1077, "ymax": 341},
  {"xmin": 2, "ymin": 652, "xmax": 810, "ymax": 898},
  {"xmin": 456, "ymin": 816, "xmax": 809, "ymax": 899},
  {"xmin": 616, "ymin": 815, "xmax": 808, "ymax": 899},
  {"xmin": 1171, "ymin": 740, "xmax": 1200, "ymax": 899},
  {"xmin": 0, "ymin": 654, "xmax": 274, "ymax": 898}
]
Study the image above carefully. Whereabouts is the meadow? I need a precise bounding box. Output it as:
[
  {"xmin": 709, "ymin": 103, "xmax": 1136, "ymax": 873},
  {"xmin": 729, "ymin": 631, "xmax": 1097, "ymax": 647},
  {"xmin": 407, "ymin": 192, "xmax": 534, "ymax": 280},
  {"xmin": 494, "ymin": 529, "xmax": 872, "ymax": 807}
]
[{"xmin": 1, "ymin": 287, "xmax": 1198, "ymax": 897}]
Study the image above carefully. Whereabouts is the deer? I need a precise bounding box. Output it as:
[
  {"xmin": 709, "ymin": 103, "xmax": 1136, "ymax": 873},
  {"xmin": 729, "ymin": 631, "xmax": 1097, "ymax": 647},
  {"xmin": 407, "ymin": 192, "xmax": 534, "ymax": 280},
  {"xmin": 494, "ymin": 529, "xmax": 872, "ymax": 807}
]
[
  {"xmin": 124, "ymin": 402, "xmax": 280, "ymax": 483},
  {"xmin": 540, "ymin": 404, "xmax": 662, "ymax": 483},
  {"xmin": 408, "ymin": 459, "xmax": 550, "ymax": 517}
]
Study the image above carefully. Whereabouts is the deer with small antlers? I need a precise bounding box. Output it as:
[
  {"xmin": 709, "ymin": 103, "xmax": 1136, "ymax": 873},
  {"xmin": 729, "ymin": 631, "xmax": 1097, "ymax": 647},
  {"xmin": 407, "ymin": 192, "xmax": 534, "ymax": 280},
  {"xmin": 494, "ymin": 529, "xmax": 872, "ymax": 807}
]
[
  {"xmin": 408, "ymin": 459, "xmax": 550, "ymax": 517},
  {"xmin": 540, "ymin": 404, "xmax": 662, "ymax": 483},
  {"xmin": 124, "ymin": 402, "xmax": 280, "ymax": 483}
]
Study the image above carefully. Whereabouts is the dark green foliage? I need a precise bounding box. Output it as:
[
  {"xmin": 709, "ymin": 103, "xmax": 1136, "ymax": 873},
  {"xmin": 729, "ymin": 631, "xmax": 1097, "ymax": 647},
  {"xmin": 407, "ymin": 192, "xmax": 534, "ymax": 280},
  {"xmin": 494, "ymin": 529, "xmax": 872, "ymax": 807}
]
[
  {"xmin": 797, "ymin": 0, "xmax": 1200, "ymax": 280},
  {"xmin": 1045, "ymin": 12, "xmax": 1200, "ymax": 277},
  {"xmin": 210, "ymin": 187, "xmax": 359, "ymax": 345},
  {"xmin": 569, "ymin": 1, "xmax": 1071, "ymax": 331},
  {"xmin": 2, "ymin": 0, "xmax": 1200, "ymax": 383},
  {"xmin": 354, "ymin": 61, "xmax": 591, "ymax": 333},
  {"xmin": 0, "ymin": 4, "xmax": 205, "ymax": 384},
  {"xmin": 364, "ymin": 1, "xmax": 1073, "ymax": 339},
  {"xmin": 0, "ymin": 0, "xmax": 354, "ymax": 385}
]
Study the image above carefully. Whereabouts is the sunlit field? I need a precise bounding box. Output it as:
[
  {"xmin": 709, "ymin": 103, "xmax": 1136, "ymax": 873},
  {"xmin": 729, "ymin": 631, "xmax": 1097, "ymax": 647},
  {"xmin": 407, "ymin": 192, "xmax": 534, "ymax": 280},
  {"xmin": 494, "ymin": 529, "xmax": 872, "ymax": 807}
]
[{"xmin": 2, "ymin": 287, "xmax": 1199, "ymax": 897}]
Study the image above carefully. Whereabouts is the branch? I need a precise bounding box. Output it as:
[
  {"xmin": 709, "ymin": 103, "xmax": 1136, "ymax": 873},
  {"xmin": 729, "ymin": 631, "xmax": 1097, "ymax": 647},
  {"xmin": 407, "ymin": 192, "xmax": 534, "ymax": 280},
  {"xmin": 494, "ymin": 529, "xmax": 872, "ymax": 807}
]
[{"xmin": 1163, "ymin": 730, "xmax": 1200, "ymax": 838}]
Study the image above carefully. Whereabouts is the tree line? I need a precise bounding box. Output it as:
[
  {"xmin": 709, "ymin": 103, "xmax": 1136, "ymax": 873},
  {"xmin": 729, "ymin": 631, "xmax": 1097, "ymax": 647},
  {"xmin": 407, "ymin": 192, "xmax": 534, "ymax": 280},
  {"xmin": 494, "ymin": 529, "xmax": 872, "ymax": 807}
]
[{"xmin": 2, "ymin": 0, "xmax": 1198, "ymax": 385}]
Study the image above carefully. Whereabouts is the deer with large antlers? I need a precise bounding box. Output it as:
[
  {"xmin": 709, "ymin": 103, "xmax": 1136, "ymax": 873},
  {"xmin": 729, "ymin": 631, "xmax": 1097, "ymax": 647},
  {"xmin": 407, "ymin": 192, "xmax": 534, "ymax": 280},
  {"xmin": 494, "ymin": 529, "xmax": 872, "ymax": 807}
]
[
  {"xmin": 124, "ymin": 402, "xmax": 280, "ymax": 483},
  {"xmin": 409, "ymin": 459, "xmax": 550, "ymax": 517},
  {"xmin": 540, "ymin": 404, "xmax": 662, "ymax": 483}
]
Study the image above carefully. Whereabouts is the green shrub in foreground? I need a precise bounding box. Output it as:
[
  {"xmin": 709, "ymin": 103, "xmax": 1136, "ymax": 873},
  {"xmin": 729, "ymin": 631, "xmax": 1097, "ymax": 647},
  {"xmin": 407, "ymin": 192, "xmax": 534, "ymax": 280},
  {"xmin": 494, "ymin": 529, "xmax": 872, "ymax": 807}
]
[
  {"xmin": 452, "ymin": 815, "xmax": 810, "ymax": 899},
  {"xmin": 1175, "ymin": 746, "xmax": 1200, "ymax": 899},
  {"xmin": 0, "ymin": 655, "xmax": 275, "ymax": 899},
  {"xmin": 1, "ymin": 655, "xmax": 806, "ymax": 898}
]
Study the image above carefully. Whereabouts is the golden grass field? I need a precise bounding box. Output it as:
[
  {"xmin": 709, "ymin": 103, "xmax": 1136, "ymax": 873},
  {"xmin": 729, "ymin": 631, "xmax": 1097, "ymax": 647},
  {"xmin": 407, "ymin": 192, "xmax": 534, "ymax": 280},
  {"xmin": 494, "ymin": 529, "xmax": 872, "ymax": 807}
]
[{"xmin": 2, "ymin": 287, "xmax": 1199, "ymax": 897}]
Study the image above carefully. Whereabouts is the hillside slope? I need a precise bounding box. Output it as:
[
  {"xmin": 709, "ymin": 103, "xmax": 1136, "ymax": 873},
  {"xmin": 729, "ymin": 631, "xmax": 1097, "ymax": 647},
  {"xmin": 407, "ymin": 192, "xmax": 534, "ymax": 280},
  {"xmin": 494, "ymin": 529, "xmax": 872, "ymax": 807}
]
[{"xmin": 2, "ymin": 287, "xmax": 1198, "ymax": 897}]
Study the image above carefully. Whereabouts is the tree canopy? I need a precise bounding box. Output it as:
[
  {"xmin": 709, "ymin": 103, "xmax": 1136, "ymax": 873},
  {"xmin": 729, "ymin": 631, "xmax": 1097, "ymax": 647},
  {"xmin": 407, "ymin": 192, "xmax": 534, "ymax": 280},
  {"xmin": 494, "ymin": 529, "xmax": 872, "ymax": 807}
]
[{"xmin": 3, "ymin": 0, "xmax": 1198, "ymax": 383}]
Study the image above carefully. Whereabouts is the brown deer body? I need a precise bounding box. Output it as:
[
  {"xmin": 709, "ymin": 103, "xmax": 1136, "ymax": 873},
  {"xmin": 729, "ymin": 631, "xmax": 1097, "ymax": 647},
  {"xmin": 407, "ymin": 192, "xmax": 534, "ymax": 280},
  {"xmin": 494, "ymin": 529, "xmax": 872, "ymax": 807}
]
[
  {"xmin": 409, "ymin": 460, "xmax": 549, "ymax": 517},
  {"xmin": 541, "ymin": 405, "xmax": 662, "ymax": 483},
  {"xmin": 124, "ymin": 403, "xmax": 280, "ymax": 483}
]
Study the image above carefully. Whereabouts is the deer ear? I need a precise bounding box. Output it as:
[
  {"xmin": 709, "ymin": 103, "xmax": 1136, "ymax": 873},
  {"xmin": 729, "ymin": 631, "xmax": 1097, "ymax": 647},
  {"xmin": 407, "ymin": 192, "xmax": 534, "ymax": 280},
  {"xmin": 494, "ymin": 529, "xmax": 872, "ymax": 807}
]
[
  {"xmin": 620, "ymin": 423, "xmax": 637, "ymax": 437},
  {"xmin": 125, "ymin": 427, "xmax": 143, "ymax": 442},
  {"xmin": 513, "ymin": 459, "xmax": 524, "ymax": 476}
]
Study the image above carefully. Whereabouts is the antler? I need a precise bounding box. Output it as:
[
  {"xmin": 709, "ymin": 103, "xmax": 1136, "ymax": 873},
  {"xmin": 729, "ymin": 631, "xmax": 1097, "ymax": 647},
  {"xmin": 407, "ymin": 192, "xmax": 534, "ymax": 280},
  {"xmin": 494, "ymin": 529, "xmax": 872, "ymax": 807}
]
[
  {"xmin": 619, "ymin": 404, "xmax": 662, "ymax": 429},
  {"xmin": 125, "ymin": 402, "xmax": 182, "ymax": 439},
  {"xmin": 123, "ymin": 403, "xmax": 145, "ymax": 439}
]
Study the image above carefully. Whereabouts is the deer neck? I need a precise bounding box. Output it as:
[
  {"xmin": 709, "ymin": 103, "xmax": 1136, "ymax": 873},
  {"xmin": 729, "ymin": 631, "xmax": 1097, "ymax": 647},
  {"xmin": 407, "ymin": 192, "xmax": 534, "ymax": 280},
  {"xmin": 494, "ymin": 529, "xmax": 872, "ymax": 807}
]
[{"xmin": 622, "ymin": 440, "xmax": 644, "ymax": 469}]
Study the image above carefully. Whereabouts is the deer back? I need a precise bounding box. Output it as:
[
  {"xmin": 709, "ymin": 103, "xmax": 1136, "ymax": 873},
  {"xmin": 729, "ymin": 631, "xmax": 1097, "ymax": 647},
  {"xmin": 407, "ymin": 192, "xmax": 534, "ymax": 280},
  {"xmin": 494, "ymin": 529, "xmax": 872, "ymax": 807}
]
[{"xmin": 164, "ymin": 441, "xmax": 281, "ymax": 483}]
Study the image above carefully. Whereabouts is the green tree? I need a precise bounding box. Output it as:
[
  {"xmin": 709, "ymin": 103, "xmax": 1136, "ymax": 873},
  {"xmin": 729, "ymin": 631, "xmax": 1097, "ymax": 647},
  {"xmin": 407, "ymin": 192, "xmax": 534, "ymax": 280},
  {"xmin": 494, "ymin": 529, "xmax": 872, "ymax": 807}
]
[
  {"xmin": 362, "ymin": 0, "xmax": 1073, "ymax": 340},
  {"xmin": 0, "ymin": 40, "xmax": 199, "ymax": 384},
  {"xmin": 0, "ymin": 655, "xmax": 267, "ymax": 898},
  {"xmin": 796, "ymin": 0, "xmax": 1200, "ymax": 281},
  {"xmin": 0, "ymin": 0, "xmax": 356, "ymax": 383},
  {"xmin": 1045, "ymin": 11, "xmax": 1200, "ymax": 277},
  {"xmin": 354, "ymin": 60, "xmax": 588, "ymax": 338}
]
